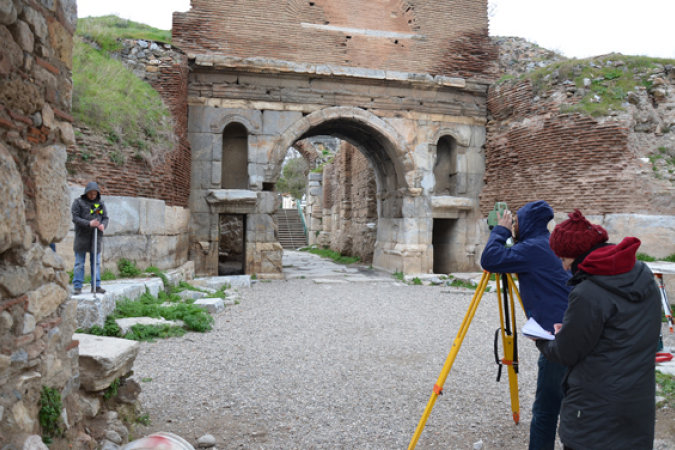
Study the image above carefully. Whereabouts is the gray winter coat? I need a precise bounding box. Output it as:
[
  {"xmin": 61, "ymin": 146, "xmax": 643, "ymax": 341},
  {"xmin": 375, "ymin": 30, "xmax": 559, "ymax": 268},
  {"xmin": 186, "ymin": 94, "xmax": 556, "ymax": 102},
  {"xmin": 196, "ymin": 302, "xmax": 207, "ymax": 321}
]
[
  {"xmin": 71, "ymin": 182, "xmax": 109, "ymax": 254},
  {"xmin": 536, "ymin": 238, "xmax": 661, "ymax": 450}
]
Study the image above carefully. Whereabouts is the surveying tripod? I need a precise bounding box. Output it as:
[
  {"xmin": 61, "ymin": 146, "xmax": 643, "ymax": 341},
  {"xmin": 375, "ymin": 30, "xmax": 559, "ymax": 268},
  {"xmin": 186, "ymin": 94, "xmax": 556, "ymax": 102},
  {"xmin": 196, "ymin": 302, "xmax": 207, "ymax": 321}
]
[{"xmin": 408, "ymin": 271, "xmax": 525, "ymax": 450}]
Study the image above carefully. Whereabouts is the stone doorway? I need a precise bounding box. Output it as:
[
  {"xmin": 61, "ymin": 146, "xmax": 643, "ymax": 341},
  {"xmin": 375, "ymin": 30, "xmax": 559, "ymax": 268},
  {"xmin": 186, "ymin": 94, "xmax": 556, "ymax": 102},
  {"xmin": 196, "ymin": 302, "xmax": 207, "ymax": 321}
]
[
  {"xmin": 432, "ymin": 218, "xmax": 457, "ymax": 274},
  {"xmin": 219, "ymin": 214, "xmax": 246, "ymax": 275}
]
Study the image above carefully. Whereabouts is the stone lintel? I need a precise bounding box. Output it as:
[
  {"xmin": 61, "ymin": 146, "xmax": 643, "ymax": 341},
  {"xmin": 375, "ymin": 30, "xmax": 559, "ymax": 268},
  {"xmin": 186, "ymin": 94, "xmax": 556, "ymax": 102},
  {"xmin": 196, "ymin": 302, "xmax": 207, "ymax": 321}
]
[
  {"xmin": 431, "ymin": 196, "xmax": 475, "ymax": 218},
  {"xmin": 190, "ymin": 54, "xmax": 481, "ymax": 91},
  {"xmin": 206, "ymin": 189, "xmax": 258, "ymax": 214}
]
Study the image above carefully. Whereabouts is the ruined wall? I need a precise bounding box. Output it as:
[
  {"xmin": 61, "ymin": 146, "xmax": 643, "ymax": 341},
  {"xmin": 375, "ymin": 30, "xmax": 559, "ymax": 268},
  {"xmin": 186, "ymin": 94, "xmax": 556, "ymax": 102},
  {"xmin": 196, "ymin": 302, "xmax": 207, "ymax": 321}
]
[
  {"xmin": 0, "ymin": 0, "xmax": 79, "ymax": 445},
  {"xmin": 314, "ymin": 143, "xmax": 377, "ymax": 262},
  {"xmin": 173, "ymin": 0, "xmax": 496, "ymax": 80},
  {"xmin": 66, "ymin": 40, "xmax": 191, "ymax": 207},
  {"xmin": 482, "ymin": 81, "xmax": 641, "ymax": 213},
  {"xmin": 482, "ymin": 78, "xmax": 675, "ymax": 257}
]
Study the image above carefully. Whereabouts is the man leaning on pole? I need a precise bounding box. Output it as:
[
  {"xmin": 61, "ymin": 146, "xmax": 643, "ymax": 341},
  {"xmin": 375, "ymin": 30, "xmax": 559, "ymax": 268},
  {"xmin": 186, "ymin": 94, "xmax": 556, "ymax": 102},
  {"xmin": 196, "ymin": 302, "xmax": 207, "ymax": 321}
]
[{"xmin": 71, "ymin": 181, "xmax": 109, "ymax": 295}]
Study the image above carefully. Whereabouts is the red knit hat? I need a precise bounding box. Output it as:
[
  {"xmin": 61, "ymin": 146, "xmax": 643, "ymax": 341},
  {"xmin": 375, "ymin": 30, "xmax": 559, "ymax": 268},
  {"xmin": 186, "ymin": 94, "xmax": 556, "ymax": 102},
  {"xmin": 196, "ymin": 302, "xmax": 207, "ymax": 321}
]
[{"xmin": 549, "ymin": 209, "xmax": 609, "ymax": 258}]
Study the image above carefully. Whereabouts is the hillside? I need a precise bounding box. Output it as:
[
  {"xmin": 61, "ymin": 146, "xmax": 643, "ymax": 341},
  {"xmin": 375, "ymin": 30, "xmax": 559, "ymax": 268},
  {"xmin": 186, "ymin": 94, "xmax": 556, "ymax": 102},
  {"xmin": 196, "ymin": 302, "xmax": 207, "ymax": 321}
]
[
  {"xmin": 67, "ymin": 16, "xmax": 177, "ymax": 184},
  {"xmin": 491, "ymin": 36, "xmax": 675, "ymax": 188}
]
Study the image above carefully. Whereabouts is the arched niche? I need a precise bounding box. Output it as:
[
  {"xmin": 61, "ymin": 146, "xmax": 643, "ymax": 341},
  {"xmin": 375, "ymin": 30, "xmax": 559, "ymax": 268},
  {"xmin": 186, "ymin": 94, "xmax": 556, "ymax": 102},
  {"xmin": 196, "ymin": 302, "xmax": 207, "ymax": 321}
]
[
  {"xmin": 433, "ymin": 135, "xmax": 458, "ymax": 196},
  {"xmin": 221, "ymin": 122, "xmax": 249, "ymax": 189}
]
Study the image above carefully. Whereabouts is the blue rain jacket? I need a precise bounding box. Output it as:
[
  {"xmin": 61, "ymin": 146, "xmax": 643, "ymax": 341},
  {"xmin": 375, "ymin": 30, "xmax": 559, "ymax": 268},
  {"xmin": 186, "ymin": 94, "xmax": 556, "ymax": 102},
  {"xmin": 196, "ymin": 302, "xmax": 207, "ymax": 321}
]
[{"xmin": 480, "ymin": 200, "xmax": 571, "ymax": 333}]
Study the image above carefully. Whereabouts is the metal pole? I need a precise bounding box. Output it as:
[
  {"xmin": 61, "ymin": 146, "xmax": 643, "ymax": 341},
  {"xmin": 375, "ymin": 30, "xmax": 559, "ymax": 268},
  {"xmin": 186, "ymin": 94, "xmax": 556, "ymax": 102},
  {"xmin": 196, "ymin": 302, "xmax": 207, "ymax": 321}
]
[{"xmin": 91, "ymin": 227, "xmax": 97, "ymax": 298}]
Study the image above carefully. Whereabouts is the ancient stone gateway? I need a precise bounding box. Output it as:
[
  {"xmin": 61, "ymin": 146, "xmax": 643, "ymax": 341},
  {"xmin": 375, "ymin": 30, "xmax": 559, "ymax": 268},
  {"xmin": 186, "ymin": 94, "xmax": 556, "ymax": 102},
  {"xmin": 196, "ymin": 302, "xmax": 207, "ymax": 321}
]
[{"xmin": 173, "ymin": 0, "xmax": 497, "ymax": 277}]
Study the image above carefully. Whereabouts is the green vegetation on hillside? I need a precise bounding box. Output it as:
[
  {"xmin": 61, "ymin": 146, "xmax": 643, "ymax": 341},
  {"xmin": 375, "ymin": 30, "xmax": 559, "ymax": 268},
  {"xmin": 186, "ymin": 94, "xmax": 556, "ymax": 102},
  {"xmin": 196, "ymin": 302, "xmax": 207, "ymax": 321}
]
[
  {"xmin": 522, "ymin": 54, "xmax": 675, "ymax": 117},
  {"xmin": 72, "ymin": 17, "xmax": 174, "ymax": 162},
  {"xmin": 277, "ymin": 157, "xmax": 309, "ymax": 199},
  {"xmin": 77, "ymin": 15, "xmax": 171, "ymax": 53}
]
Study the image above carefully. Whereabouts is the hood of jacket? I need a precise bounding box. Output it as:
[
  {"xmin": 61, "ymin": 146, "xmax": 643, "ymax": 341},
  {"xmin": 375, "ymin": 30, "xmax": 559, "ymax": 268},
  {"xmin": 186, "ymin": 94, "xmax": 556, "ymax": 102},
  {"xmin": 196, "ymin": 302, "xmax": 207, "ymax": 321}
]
[
  {"xmin": 516, "ymin": 200, "xmax": 554, "ymax": 241},
  {"xmin": 82, "ymin": 182, "xmax": 101, "ymax": 200},
  {"xmin": 579, "ymin": 236, "xmax": 639, "ymax": 276},
  {"xmin": 575, "ymin": 237, "xmax": 652, "ymax": 303}
]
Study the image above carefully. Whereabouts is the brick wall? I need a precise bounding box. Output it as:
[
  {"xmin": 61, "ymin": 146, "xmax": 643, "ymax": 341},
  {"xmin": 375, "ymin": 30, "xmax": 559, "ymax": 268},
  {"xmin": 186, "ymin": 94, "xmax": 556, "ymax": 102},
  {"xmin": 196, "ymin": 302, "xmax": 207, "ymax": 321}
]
[
  {"xmin": 482, "ymin": 80, "xmax": 658, "ymax": 215},
  {"xmin": 67, "ymin": 44, "xmax": 190, "ymax": 207},
  {"xmin": 173, "ymin": 0, "xmax": 497, "ymax": 80}
]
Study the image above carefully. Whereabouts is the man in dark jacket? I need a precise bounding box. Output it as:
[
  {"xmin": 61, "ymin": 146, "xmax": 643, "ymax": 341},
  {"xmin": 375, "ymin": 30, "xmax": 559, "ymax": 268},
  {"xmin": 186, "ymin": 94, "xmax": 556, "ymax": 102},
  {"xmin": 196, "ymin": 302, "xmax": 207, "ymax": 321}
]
[
  {"xmin": 538, "ymin": 209, "xmax": 661, "ymax": 450},
  {"xmin": 481, "ymin": 200, "xmax": 571, "ymax": 450},
  {"xmin": 71, "ymin": 181, "xmax": 109, "ymax": 295}
]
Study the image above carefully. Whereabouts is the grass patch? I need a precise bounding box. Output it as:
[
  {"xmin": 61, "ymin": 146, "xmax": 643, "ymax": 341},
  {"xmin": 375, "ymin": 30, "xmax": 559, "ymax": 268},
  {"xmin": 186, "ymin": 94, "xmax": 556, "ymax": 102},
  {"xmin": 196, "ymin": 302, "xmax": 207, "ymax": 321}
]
[
  {"xmin": 449, "ymin": 279, "xmax": 478, "ymax": 290},
  {"xmin": 656, "ymin": 371, "xmax": 675, "ymax": 408},
  {"xmin": 118, "ymin": 258, "xmax": 142, "ymax": 278},
  {"xmin": 79, "ymin": 288, "xmax": 214, "ymax": 341},
  {"xmin": 393, "ymin": 270, "xmax": 405, "ymax": 282},
  {"xmin": 411, "ymin": 277, "xmax": 423, "ymax": 285},
  {"xmin": 72, "ymin": 35, "xmax": 174, "ymax": 158},
  {"xmin": 637, "ymin": 253, "xmax": 656, "ymax": 262},
  {"xmin": 523, "ymin": 54, "xmax": 675, "ymax": 117},
  {"xmin": 77, "ymin": 15, "xmax": 171, "ymax": 53},
  {"xmin": 299, "ymin": 246, "xmax": 361, "ymax": 265},
  {"xmin": 145, "ymin": 266, "xmax": 169, "ymax": 286},
  {"xmin": 39, "ymin": 386, "xmax": 63, "ymax": 443}
]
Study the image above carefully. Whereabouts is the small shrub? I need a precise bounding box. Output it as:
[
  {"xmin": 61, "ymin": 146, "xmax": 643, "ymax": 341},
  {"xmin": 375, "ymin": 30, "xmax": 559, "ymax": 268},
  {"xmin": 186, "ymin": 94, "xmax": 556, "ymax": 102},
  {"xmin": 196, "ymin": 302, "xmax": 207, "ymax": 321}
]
[
  {"xmin": 662, "ymin": 254, "xmax": 675, "ymax": 263},
  {"xmin": 145, "ymin": 266, "xmax": 169, "ymax": 286},
  {"xmin": 103, "ymin": 378, "xmax": 121, "ymax": 400},
  {"xmin": 118, "ymin": 258, "xmax": 142, "ymax": 277},
  {"xmin": 636, "ymin": 253, "xmax": 656, "ymax": 262},
  {"xmin": 393, "ymin": 270, "xmax": 404, "ymax": 281},
  {"xmin": 39, "ymin": 386, "xmax": 63, "ymax": 442},
  {"xmin": 412, "ymin": 277, "xmax": 423, "ymax": 285},
  {"xmin": 136, "ymin": 412, "xmax": 151, "ymax": 426},
  {"xmin": 124, "ymin": 324, "xmax": 185, "ymax": 341},
  {"xmin": 101, "ymin": 269, "xmax": 117, "ymax": 281}
]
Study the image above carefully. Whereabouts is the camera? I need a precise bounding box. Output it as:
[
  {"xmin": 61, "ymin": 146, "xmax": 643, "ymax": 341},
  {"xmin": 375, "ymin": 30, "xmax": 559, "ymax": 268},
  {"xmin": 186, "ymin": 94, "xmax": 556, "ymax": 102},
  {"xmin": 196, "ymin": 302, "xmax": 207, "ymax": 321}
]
[{"xmin": 487, "ymin": 202, "xmax": 508, "ymax": 230}]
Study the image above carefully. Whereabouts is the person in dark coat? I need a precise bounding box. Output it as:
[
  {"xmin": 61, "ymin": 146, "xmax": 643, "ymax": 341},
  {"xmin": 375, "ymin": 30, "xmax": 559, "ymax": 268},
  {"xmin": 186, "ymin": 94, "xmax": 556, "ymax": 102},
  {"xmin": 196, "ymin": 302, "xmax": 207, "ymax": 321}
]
[
  {"xmin": 71, "ymin": 181, "xmax": 109, "ymax": 295},
  {"xmin": 537, "ymin": 209, "xmax": 662, "ymax": 450},
  {"xmin": 481, "ymin": 200, "xmax": 571, "ymax": 450}
]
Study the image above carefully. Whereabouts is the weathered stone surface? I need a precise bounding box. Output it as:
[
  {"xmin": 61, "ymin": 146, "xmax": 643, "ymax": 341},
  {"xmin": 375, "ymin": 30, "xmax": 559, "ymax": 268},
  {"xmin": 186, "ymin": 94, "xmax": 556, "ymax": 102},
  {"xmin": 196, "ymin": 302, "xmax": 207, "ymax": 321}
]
[
  {"xmin": 115, "ymin": 317, "xmax": 183, "ymax": 335},
  {"xmin": 10, "ymin": 19, "xmax": 33, "ymax": 52},
  {"xmin": 77, "ymin": 393, "xmax": 101, "ymax": 419},
  {"xmin": 0, "ymin": 142, "xmax": 27, "ymax": 253},
  {"xmin": 29, "ymin": 145, "xmax": 70, "ymax": 244},
  {"xmin": 602, "ymin": 214, "xmax": 675, "ymax": 259},
  {"xmin": 23, "ymin": 6, "xmax": 47, "ymax": 41},
  {"xmin": 0, "ymin": 1, "xmax": 17, "ymax": 25},
  {"xmin": 191, "ymin": 275, "xmax": 251, "ymax": 290},
  {"xmin": 11, "ymin": 401, "xmax": 34, "ymax": 432},
  {"xmin": 26, "ymin": 283, "xmax": 67, "ymax": 322},
  {"xmin": 47, "ymin": 18, "xmax": 72, "ymax": 69},
  {"xmin": 22, "ymin": 434, "xmax": 48, "ymax": 450},
  {"xmin": 0, "ymin": 26, "xmax": 23, "ymax": 75},
  {"xmin": 102, "ymin": 196, "xmax": 141, "ymax": 235},
  {"xmin": 206, "ymin": 189, "xmax": 257, "ymax": 213},
  {"xmin": 193, "ymin": 298, "xmax": 225, "ymax": 314},
  {"xmin": 74, "ymin": 333, "xmax": 140, "ymax": 392}
]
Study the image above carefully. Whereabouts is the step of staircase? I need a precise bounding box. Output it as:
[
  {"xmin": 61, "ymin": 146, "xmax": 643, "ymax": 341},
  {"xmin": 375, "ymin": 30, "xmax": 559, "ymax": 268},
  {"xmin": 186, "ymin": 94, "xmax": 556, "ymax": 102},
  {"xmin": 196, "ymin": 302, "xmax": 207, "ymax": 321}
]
[{"xmin": 274, "ymin": 208, "xmax": 308, "ymax": 249}]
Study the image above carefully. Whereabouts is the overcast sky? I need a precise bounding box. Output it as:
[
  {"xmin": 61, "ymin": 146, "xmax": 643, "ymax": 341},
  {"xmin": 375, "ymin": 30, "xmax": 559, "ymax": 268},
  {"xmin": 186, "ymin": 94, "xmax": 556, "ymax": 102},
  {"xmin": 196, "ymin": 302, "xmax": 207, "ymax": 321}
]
[{"xmin": 77, "ymin": 0, "xmax": 675, "ymax": 60}]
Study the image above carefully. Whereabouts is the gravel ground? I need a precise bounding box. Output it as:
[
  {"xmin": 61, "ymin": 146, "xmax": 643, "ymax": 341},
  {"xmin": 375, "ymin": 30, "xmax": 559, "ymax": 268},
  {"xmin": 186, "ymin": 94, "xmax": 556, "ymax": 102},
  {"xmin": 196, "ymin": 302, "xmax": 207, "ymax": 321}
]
[{"xmin": 130, "ymin": 253, "xmax": 675, "ymax": 449}]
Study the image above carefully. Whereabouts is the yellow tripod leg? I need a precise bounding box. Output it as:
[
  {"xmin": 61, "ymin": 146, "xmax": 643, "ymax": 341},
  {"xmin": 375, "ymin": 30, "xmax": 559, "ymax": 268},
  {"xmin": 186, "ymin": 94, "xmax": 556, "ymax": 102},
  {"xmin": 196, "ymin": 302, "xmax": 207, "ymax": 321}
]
[
  {"xmin": 408, "ymin": 271, "xmax": 491, "ymax": 450},
  {"xmin": 496, "ymin": 274, "xmax": 520, "ymax": 424}
]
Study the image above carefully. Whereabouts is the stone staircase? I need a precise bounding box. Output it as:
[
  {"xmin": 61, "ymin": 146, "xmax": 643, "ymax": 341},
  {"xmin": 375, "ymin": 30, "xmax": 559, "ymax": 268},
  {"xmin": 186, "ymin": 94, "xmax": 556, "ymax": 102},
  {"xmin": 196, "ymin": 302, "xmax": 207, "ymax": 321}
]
[{"xmin": 275, "ymin": 208, "xmax": 307, "ymax": 249}]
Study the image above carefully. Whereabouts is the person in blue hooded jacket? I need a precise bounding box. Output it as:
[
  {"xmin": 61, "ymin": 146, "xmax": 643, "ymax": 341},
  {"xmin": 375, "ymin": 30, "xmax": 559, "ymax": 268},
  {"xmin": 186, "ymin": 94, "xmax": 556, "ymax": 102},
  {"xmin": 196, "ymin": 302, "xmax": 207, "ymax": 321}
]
[{"xmin": 480, "ymin": 200, "xmax": 571, "ymax": 450}]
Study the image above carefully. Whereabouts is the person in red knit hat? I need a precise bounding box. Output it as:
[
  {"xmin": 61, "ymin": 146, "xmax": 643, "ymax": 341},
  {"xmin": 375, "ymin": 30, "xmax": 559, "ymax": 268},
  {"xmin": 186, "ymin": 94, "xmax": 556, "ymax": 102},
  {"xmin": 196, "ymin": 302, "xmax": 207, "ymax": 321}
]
[{"xmin": 536, "ymin": 209, "xmax": 662, "ymax": 450}]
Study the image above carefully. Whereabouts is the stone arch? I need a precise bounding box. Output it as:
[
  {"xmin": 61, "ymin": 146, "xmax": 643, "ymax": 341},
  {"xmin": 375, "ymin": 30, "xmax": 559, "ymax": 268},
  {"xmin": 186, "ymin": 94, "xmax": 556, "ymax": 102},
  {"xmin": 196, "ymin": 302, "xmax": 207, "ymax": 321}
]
[
  {"xmin": 210, "ymin": 114, "xmax": 261, "ymax": 135},
  {"xmin": 269, "ymin": 107, "xmax": 415, "ymax": 218}
]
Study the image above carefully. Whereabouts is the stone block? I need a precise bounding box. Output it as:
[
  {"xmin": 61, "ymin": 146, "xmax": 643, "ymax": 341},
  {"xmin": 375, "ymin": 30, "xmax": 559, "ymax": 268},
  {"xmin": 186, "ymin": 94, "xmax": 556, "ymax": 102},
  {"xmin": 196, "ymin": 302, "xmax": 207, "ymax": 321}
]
[
  {"xmin": 115, "ymin": 317, "xmax": 183, "ymax": 335},
  {"xmin": 149, "ymin": 234, "xmax": 188, "ymax": 269},
  {"xmin": 26, "ymin": 283, "xmax": 67, "ymax": 322},
  {"xmin": 29, "ymin": 145, "xmax": 70, "ymax": 244},
  {"xmin": 193, "ymin": 298, "xmax": 225, "ymax": 314},
  {"xmin": 189, "ymin": 132, "xmax": 217, "ymax": 161},
  {"xmin": 191, "ymin": 275, "xmax": 251, "ymax": 290},
  {"xmin": 256, "ymin": 192, "xmax": 280, "ymax": 214},
  {"xmin": 188, "ymin": 105, "xmax": 263, "ymax": 134},
  {"xmin": 104, "ymin": 196, "xmax": 141, "ymax": 235},
  {"xmin": 191, "ymin": 161, "xmax": 216, "ymax": 190},
  {"xmin": 211, "ymin": 161, "xmax": 221, "ymax": 185},
  {"xmin": 603, "ymin": 214, "xmax": 675, "ymax": 258},
  {"xmin": 248, "ymin": 134, "xmax": 276, "ymax": 164},
  {"xmin": 74, "ymin": 333, "xmax": 140, "ymax": 392},
  {"xmin": 0, "ymin": 2, "xmax": 17, "ymax": 25},
  {"xmin": 23, "ymin": 6, "xmax": 48, "ymax": 41},
  {"xmin": 139, "ymin": 198, "xmax": 166, "ymax": 235},
  {"xmin": 164, "ymin": 206, "xmax": 190, "ymax": 236},
  {"xmin": 189, "ymin": 213, "xmax": 213, "ymax": 242},
  {"xmin": 47, "ymin": 18, "xmax": 72, "ymax": 69},
  {"xmin": 262, "ymin": 110, "xmax": 303, "ymax": 135},
  {"xmin": 103, "ymin": 235, "xmax": 149, "ymax": 264},
  {"xmin": 11, "ymin": 20, "xmax": 33, "ymax": 52},
  {"xmin": 0, "ymin": 143, "xmax": 27, "ymax": 253}
]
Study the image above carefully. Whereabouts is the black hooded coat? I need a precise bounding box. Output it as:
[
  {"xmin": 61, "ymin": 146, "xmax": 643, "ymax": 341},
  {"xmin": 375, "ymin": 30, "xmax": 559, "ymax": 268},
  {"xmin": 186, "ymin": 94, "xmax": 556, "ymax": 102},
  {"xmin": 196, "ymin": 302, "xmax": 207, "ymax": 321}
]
[
  {"xmin": 71, "ymin": 182, "xmax": 109, "ymax": 254},
  {"xmin": 536, "ymin": 237, "xmax": 661, "ymax": 449}
]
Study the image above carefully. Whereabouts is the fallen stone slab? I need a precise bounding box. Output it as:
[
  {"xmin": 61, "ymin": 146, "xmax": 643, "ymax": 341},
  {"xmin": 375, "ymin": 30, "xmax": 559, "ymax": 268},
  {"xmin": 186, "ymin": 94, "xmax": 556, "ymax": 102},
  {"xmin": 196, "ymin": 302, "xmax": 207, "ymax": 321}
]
[
  {"xmin": 193, "ymin": 298, "xmax": 225, "ymax": 314},
  {"xmin": 74, "ymin": 333, "xmax": 140, "ymax": 392},
  {"xmin": 115, "ymin": 317, "xmax": 184, "ymax": 335},
  {"xmin": 176, "ymin": 290, "xmax": 208, "ymax": 301},
  {"xmin": 191, "ymin": 275, "xmax": 250, "ymax": 290}
]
